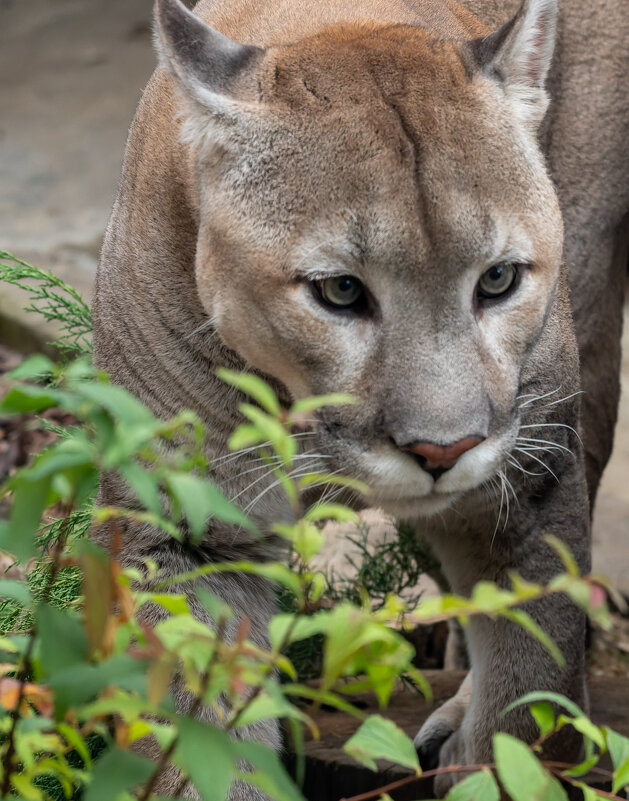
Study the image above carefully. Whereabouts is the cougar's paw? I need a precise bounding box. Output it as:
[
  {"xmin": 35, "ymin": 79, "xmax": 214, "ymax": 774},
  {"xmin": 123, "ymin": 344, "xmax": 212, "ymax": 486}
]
[
  {"xmin": 432, "ymin": 728, "xmax": 466, "ymax": 798},
  {"xmin": 415, "ymin": 673, "xmax": 472, "ymax": 767},
  {"xmin": 415, "ymin": 721, "xmax": 467, "ymax": 797},
  {"xmin": 414, "ymin": 714, "xmax": 456, "ymax": 771}
]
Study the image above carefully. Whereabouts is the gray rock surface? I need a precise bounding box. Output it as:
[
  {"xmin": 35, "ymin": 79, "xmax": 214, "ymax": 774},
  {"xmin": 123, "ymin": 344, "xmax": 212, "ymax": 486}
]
[
  {"xmin": 0, "ymin": 0, "xmax": 626, "ymax": 592},
  {"xmin": 0, "ymin": 0, "xmax": 155, "ymax": 346}
]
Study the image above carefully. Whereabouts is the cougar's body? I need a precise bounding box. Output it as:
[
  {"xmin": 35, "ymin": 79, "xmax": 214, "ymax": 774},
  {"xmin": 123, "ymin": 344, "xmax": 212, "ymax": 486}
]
[{"xmin": 93, "ymin": 0, "xmax": 629, "ymax": 795}]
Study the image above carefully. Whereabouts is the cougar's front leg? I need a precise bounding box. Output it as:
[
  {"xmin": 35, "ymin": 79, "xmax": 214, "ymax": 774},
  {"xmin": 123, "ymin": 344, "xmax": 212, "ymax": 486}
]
[
  {"xmin": 416, "ymin": 461, "xmax": 590, "ymax": 797},
  {"xmin": 414, "ymin": 671, "xmax": 473, "ymax": 771},
  {"xmin": 116, "ymin": 540, "xmax": 280, "ymax": 801}
]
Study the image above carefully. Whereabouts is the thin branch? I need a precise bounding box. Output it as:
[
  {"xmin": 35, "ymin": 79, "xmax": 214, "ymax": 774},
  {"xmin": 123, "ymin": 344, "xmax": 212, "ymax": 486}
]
[
  {"xmin": 339, "ymin": 762, "xmax": 495, "ymax": 801},
  {"xmin": 553, "ymin": 769, "xmax": 624, "ymax": 800},
  {"xmin": 137, "ymin": 617, "xmax": 227, "ymax": 801},
  {"xmin": 339, "ymin": 759, "xmax": 621, "ymax": 801},
  {"xmin": 0, "ymin": 508, "xmax": 72, "ymax": 796}
]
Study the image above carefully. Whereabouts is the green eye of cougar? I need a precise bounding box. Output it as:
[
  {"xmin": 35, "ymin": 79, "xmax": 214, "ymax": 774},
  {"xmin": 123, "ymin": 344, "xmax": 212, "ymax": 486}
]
[
  {"xmin": 314, "ymin": 275, "xmax": 366, "ymax": 310},
  {"xmin": 477, "ymin": 262, "xmax": 518, "ymax": 299}
]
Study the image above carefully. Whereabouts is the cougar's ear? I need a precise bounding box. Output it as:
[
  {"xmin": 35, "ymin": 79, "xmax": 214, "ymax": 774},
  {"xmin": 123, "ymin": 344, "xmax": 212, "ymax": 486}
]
[
  {"xmin": 469, "ymin": 0, "xmax": 557, "ymax": 129},
  {"xmin": 154, "ymin": 0, "xmax": 264, "ymax": 110}
]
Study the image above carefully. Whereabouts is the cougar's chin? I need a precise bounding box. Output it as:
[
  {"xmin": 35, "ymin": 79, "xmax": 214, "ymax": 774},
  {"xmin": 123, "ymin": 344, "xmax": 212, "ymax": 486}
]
[{"xmin": 375, "ymin": 492, "xmax": 462, "ymax": 520}]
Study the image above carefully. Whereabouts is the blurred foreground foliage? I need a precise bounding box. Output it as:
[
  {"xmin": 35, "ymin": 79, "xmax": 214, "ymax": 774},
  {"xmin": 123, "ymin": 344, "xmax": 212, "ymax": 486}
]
[{"xmin": 0, "ymin": 252, "xmax": 627, "ymax": 800}]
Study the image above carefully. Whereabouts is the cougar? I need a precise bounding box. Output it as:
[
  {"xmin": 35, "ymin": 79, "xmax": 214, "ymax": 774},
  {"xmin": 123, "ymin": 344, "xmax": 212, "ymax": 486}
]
[{"xmin": 92, "ymin": 0, "xmax": 629, "ymax": 795}]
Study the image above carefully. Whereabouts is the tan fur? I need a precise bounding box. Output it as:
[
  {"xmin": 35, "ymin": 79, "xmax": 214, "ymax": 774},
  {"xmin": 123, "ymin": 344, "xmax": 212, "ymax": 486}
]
[{"xmin": 93, "ymin": 0, "xmax": 628, "ymax": 796}]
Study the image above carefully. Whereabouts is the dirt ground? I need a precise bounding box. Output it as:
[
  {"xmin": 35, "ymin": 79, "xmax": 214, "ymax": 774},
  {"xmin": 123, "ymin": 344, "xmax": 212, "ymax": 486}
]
[{"xmin": 0, "ymin": 0, "xmax": 627, "ymax": 602}]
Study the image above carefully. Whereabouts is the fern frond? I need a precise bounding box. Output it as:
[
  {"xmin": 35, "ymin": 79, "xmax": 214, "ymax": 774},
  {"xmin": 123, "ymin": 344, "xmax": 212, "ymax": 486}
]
[{"xmin": 0, "ymin": 250, "xmax": 92, "ymax": 356}]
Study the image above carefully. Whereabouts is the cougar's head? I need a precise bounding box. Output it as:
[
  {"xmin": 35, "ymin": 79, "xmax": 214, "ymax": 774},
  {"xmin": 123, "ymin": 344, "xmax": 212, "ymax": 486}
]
[{"xmin": 156, "ymin": 0, "xmax": 563, "ymax": 518}]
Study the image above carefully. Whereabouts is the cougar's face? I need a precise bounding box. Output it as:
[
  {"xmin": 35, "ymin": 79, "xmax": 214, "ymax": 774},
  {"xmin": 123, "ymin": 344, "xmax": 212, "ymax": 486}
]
[{"xmin": 192, "ymin": 32, "xmax": 563, "ymax": 519}]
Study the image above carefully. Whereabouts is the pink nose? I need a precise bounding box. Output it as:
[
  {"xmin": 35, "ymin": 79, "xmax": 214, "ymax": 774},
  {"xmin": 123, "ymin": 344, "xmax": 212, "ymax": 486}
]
[{"xmin": 401, "ymin": 436, "xmax": 484, "ymax": 470}]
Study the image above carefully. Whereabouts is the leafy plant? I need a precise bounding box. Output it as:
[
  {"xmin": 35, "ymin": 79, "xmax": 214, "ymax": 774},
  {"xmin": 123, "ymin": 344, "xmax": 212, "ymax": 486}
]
[
  {"xmin": 0, "ymin": 254, "xmax": 627, "ymax": 801},
  {"xmin": 0, "ymin": 251, "xmax": 92, "ymax": 357}
]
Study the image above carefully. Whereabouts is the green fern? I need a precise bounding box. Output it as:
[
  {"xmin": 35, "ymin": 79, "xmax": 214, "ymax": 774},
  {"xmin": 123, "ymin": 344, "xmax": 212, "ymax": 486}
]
[{"xmin": 0, "ymin": 250, "xmax": 92, "ymax": 356}]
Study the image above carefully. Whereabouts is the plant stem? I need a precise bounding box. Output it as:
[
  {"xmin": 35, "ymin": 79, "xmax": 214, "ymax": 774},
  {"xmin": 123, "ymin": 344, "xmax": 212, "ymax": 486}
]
[
  {"xmin": 339, "ymin": 760, "xmax": 620, "ymax": 801},
  {"xmin": 0, "ymin": 509, "xmax": 72, "ymax": 797},
  {"xmin": 0, "ymin": 628, "xmax": 36, "ymax": 797},
  {"xmin": 137, "ymin": 617, "xmax": 227, "ymax": 801}
]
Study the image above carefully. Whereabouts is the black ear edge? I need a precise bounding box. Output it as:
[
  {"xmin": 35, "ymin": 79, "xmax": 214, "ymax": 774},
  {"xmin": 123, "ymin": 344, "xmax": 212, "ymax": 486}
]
[
  {"xmin": 154, "ymin": 0, "xmax": 264, "ymax": 96},
  {"xmin": 466, "ymin": 0, "xmax": 557, "ymax": 90},
  {"xmin": 467, "ymin": 11, "xmax": 522, "ymax": 79}
]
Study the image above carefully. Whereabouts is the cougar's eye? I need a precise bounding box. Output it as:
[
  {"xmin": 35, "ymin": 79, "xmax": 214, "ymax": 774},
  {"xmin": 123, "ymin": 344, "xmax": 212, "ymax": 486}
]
[
  {"xmin": 477, "ymin": 262, "xmax": 518, "ymax": 300},
  {"xmin": 313, "ymin": 275, "xmax": 366, "ymax": 310}
]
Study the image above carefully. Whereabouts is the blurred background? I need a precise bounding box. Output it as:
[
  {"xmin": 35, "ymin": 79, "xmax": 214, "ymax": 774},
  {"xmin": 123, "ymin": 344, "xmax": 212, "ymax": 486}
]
[{"xmin": 0, "ymin": 0, "xmax": 627, "ymax": 608}]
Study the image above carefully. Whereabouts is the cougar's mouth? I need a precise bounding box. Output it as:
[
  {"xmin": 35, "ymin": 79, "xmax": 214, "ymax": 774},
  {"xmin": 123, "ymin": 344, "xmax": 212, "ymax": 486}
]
[{"xmin": 349, "ymin": 431, "xmax": 514, "ymax": 519}]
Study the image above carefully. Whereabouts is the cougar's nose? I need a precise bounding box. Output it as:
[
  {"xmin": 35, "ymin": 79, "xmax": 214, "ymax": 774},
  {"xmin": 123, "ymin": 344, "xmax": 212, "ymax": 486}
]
[{"xmin": 400, "ymin": 436, "xmax": 485, "ymax": 480}]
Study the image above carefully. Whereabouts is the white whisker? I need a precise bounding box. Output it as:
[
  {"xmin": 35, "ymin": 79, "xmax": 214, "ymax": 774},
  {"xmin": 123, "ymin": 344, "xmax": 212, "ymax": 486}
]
[
  {"xmin": 490, "ymin": 473, "xmax": 506, "ymax": 551},
  {"xmin": 543, "ymin": 390, "xmax": 584, "ymax": 408},
  {"xmin": 507, "ymin": 454, "xmax": 544, "ymax": 477},
  {"xmin": 243, "ymin": 465, "xmax": 336, "ymax": 516},
  {"xmin": 502, "ymin": 468, "xmax": 520, "ymax": 508},
  {"xmin": 513, "ymin": 447, "xmax": 559, "ymax": 482},
  {"xmin": 185, "ymin": 316, "xmax": 218, "ymax": 340},
  {"xmin": 230, "ymin": 452, "xmax": 332, "ymax": 504},
  {"xmin": 516, "ymin": 436, "xmax": 574, "ymax": 458},
  {"xmin": 212, "ymin": 431, "xmax": 316, "ymax": 468},
  {"xmin": 519, "ymin": 422, "xmax": 583, "ymax": 445},
  {"xmin": 518, "ymin": 386, "xmax": 561, "ymax": 407}
]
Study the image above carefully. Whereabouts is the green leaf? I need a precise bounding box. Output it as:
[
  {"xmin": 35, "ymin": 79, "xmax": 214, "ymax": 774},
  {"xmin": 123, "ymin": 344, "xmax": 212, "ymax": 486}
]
[
  {"xmin": 343, "ymin": 715, "xmax": 420, "ymax": 774},
  {"xmin": 269, "ymin": 612, "xmax": 328, "ymax": 650},
  {"xmin": 160, "ymin": 561, "xmax": 301, "ymax": 601},
  {"xmin": 612, "ymin": 755, "xmax": 629, "ymax": 795},
  {"xmin": 530, "ymin": 702, "xmax": 555, "ymax": 737},
  {"xmin": 282, "ymin": 683, "xmax": 365, "ymax": 717},
  {"xmin": 503, "ymin": 691, "xmax": 584, "ymax": 720},
  {"xmin": 234, "ymin": 684, "xmax": 312, "ymax": 730},
  {"xmin": 304, "ymin": 503, "xmax": 358, "ymax": 523},
  {"xmin": 557, "ymin": 713, "xmax": 604, "ymax": 749},
  {"xmin": 138, "ymin": 593, "xmax": 190, "ymax": 616},
  {"xmin": 290, "ymin": 393, "xmax": 356, "ymax": 415},
  {"xmin": 25, "ymin": 439, "xmax": 94, "ymax": 481},
  {"xmin": 273, "ymin": 520, "xmax": 326, "ymax": 561},
  {"xmin": 0, "ymin": 384, "xmax": 60, "ymax": 415},
  {"xmin": 297, "ymin": 472, "xmax": 370, "ymax": 496},
  {"xmin": 606, "ymin": 728, "xmax": 629, "ymax": 771},
  {"xmin": 195, "ymin": 586, "xmax": 234, "ymax": 622},
  {"xmin": 0, "ymin": 476, "xmax": 51, "ymax": 562},
  {"xmin": 493, "ymin": 733, "xmax": 569, "ymax": 801},
  {"xmin": 57, "ymin": 721, "xmax": 92, "ymax": 769},
  {"xmin": 48, "ymin": 655, "xmax": 148, "ymax": 718},
  {"xmin": 234, "ymin": 740, "xmax": 306, "ymax": 801},
  {"xmin": 9, "ymin": 354, "xmax": 54, "ymax": 380},
  {"xmin": 227, "ymin": 424, "xmax": 265, "ymax": 452},
  {"xmin": 216, "ymin": 369, "xmax": 281, "ymax": 416},
  {"xmin": 562, "ymin": 755, "xmax": 601, "ymax": 778},
  {"xmin": 238, "ymin": 405, "xmax": 295, "ymax": 465},
  {"xmin": 83, "ymin": 747, "xmax": 154, "ymax": 801},
  {"xmin": 545, "ymin": 535, "xmax": 580, "ymax": 577},
  {"xmin": 572, "ymin": 781, "xmax": 604, "ymax": 801},
  {"xmin": 501, "ymin": 609, "xmax": 565, "ymax": 667},
  {"xmin": 174, "ymin": 717, "xmax": 236, "ymax": 801},
  {"xmin": 74, "ymin": 382, "xmax": 156, "ymax": 427},
  {"xmin": 0, "ymin": 579, "xmax": 32, "ymax": 606},
  {"xmin": 36, "ymin": 604, "xmax": 89, "ymax": 678},
  {"xmin": 119, "ymin": 462, "xmax": 162, "ymax": 516},
  {"xmin": 167, "ymin": 473, "xmax": 255, "ymax": 540},
  {"xmin": 445, "ymin": 769, "xmax": 500, "ymax": 801}
]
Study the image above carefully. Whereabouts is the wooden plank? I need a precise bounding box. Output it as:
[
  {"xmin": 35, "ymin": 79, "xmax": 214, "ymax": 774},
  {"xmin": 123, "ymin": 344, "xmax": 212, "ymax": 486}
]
[{"xmin": 286, "ymin": 671, "xmax": 629, "ymax": 801}]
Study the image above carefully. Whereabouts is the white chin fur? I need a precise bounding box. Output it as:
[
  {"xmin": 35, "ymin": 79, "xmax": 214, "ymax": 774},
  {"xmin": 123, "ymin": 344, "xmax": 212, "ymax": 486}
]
[{"xmin": 376, "ymin": 492, "xmax": 459, "ymax": 520}]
